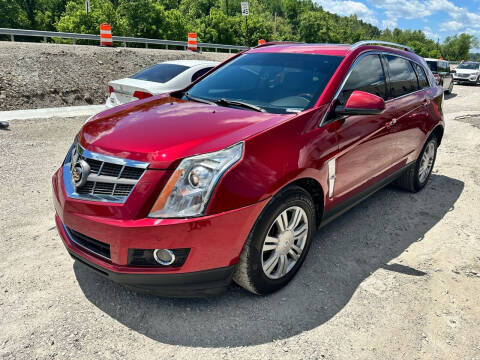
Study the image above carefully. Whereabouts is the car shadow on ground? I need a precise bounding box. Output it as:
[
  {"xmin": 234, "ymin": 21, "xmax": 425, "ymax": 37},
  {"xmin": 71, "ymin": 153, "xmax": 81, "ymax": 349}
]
[
  {"xmin": 444, "ymin": 92, "xmax": 457, "ymax": 100},
  {"xmin": 74, "ymin": 174, "xmax": 464, "ymax": 348}
]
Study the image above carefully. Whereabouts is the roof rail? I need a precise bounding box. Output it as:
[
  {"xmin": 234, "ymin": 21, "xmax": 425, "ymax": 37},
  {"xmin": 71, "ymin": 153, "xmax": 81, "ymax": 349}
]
[{"xmin": 350, "ymin": 40, "xmax": 413, "ymax": 52}]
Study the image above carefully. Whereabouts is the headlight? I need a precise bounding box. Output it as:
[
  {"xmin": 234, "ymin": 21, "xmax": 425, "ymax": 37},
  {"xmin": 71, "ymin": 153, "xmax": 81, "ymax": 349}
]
[{"xmin": 148, "ymin": 142, "xmax": 244, "ymax": 218}]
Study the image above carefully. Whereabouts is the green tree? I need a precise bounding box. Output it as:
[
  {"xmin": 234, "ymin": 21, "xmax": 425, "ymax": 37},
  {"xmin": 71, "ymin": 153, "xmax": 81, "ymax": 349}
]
[
  {"xmin": 57, "ymin": 0, "xmax": 123, "ymax": 40},
  {"xmin": 0, "ymin": 0, "xmax": 28, "ymax": 28},
  {"xmin": 298, "ymin": 10, "xmax": 339, "ymax": 43},
  {"xmin": 195, "ymin": 8, "xmax": 239, "ymax": 45},
  {"xmin": 116, "ymin": 0, "xmax": 165, "ymax": 38},
  {"xmin": 441, "ymin": 34, "xmax": 479, "ymax": 61}
]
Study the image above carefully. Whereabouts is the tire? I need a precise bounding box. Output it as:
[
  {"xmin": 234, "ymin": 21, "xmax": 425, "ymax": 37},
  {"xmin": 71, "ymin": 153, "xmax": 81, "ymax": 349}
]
[
  {"xmin": 445, "ymin": 80, "xmax": 453, "ymax": 94},
  {"xmin": 233, "ymin": 185, "xmax": 316, "ymax": 295},
  {"xmin": 395, "ymin": 137, "xmax": 438, "ymax": 192}
]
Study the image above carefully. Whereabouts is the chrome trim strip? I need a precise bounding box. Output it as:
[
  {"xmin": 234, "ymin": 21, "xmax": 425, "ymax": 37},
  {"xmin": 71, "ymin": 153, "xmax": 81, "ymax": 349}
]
[
  {"xmin": 86, "ymin": 174, "xmax": 138, "ymax": 185},
  {"xmin": 77, "ymin": 144, "xmax": 149, "ymax": 169},
  {"xmin": 62, "ymin": 223, "xmax": 111, "ymax": 261},
  {"xmin": 327, "ymin": 158, "xmax": 336, "ymax": 198}
]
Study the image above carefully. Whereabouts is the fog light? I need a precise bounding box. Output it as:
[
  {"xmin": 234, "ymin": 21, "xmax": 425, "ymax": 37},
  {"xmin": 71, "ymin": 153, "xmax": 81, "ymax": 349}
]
[{"xmin": 153, "ymin": 249, "xmax": 176, "ymax": 266}]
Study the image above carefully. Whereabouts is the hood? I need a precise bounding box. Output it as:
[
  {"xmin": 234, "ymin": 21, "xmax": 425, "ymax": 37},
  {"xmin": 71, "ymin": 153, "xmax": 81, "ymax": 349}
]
[
  {"xmin": 455, "ymin": 68, "xmax": 479, "ymax": 74},
  {"xmin": 79, "ymin": 95, "xmax": 292, "ymax": 169}
]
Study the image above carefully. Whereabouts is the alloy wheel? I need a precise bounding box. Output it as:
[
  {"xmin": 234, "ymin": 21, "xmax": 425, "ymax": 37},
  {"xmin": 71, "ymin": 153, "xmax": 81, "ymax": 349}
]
[
  {"xmin": 261, "ymin": 206, "xmax": 308, "ymax": 279},
  {"xmin": 418, "ymin": 141, "xmax": 435, "ymax": 183}
]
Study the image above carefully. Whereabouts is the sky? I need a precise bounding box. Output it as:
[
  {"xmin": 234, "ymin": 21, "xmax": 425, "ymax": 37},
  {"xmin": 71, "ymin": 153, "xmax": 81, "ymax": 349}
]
[{"xmin": 314, "ymin": 0, "xmax": 480, "ymax": 50}]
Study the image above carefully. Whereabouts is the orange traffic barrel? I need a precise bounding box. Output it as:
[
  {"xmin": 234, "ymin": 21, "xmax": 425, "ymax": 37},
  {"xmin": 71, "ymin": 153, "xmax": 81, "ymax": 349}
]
[
  {"xmin": 188, "ymin": 32, "xmax": 197, "ymax": 51},
  {"xmin": 258, "ymin": 39, "xmax": 266, "ymax": 45},
  {"xmin": 100, "ymin": 23, "xmax": 113, "ymax": 47}
]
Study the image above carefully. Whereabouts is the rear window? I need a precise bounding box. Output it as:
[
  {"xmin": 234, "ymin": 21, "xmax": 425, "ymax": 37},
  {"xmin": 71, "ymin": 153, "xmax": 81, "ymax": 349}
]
[
  {"xmin": 186, "ymin": 53, "xmax": 344, "ymax": 114},
  {"xmin": 130, "ymin": 63, "xmax": 189, "ymax": 83},
  {"xmin": 426, "ymin": 61, "xmax": 438, "ymax": 73},
  {"xmin": 385, "ymin": 55, "xmax": 419, "ymax": 98},
  {"xmin": 191, "ymin": 67, "xmax": 212, "ymax": 82},
  {"xmin": 413, "ymin": 63, "xmax": 430, "ymax": 89}
]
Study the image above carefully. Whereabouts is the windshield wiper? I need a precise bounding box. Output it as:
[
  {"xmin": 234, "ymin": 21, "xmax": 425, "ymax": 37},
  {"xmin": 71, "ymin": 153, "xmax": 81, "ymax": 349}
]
[
  {"xmin": 215, "ymin": 98, "xmax": 266, "ymax": 113},
  {"xmin": 184, "ymin": 92, "xmax": 217, "ymax": 106}
]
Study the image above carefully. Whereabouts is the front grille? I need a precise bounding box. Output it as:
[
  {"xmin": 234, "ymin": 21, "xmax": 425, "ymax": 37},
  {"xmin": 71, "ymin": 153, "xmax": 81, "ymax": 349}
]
[
  {"xmin": 64, "ymin": 142, "xmax": 149, "ymax": 203},
  {"xmin": 458, "ymin": 73, "xmax": 470, "ymax": 78},
  {"xmin": 67, "ymin": 227, "xmax": 111, "ymax": 260}
]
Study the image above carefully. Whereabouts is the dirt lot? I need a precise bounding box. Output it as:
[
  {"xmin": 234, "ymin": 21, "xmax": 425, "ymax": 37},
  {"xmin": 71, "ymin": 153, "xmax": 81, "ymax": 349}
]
[
  {"xmin": 0, "ymin": 42, "xmax": 230, "ymax": 111},
  {"xmin": 1, "ymin": 84, "xmax": 480, "ymax": 360}
]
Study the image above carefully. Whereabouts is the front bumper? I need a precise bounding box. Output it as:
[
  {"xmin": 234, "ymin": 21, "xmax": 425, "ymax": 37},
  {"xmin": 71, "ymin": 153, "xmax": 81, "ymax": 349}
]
[
  {"xmin": 453, "ymin": 75, "xmax": 478, "ymax": 83},
  {"xmin": 67, "ymin": 239, "xmax": 235, "ymax": 297},
  {"xmin": 53, "ymin": 168, "xmax": 267, "ymax": 296}
]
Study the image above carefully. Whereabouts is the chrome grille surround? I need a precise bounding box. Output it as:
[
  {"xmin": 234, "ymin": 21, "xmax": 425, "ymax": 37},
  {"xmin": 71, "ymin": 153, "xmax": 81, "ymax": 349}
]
[{"xmin": 63, "ymin": 142, "xmax": 149, "ymax": 203}]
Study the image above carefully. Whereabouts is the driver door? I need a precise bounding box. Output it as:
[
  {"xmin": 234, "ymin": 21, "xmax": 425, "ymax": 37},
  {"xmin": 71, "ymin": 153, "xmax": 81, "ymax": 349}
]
[{"xmin": 328, "ymin": 54, "xmax": 397, "ymax": 206}]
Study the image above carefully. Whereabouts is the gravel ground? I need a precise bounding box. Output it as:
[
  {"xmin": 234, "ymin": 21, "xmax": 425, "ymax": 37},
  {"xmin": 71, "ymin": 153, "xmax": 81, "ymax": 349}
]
[
  {"xmin": 0, "ymin": 42, "xmax": 230, "ymax": 111},
  {"xmin": 1, "ymin": 84, "xmax": 480, "ymax": 359}
]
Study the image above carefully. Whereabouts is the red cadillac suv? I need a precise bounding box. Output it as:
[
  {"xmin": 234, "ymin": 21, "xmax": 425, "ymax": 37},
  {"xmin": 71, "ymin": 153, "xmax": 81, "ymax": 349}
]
[{"xmin": 53, "ymin": 41, "xmax": 444, "ymax": 296}]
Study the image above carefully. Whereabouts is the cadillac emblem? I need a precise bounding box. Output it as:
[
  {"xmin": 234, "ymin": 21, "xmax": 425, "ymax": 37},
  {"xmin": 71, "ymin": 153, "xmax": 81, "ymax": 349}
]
[{"xmin": 71, "ymin": 159, "xmax": 90, "ymax": 189}]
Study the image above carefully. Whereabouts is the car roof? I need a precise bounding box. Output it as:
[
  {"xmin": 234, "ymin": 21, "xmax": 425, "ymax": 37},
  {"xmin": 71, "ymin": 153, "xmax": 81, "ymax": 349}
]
[
  {"xmin": 248, "ymin": 43, "xmax": 351, "ymax": 57},
  {"xmin": 247, "ymin": 42, "xmax": 425, "ymax": 64},
  {"xmin": 160, "ymin": 60, "xmax": 219, "ymax": 67}
]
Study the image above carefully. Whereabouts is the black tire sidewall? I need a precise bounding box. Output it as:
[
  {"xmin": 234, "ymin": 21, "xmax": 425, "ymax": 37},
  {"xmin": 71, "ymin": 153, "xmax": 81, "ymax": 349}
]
[
  {"xmin": 246, "ymin": 186, "xmax": 316, "ymax": 294},
  {"xmin": 414, "ymin": 137, "xmax": 438, "ymax": 190}
]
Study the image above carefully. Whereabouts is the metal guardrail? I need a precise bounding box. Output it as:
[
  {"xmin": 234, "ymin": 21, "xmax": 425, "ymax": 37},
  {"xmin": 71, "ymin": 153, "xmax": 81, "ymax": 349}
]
[{"xmin": 0, "ymin": 28, "xmax": 248, "ymax": 53}]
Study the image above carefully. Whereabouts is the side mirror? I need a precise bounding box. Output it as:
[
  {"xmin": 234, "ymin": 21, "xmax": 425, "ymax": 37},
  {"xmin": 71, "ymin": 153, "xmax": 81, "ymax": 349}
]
[{"xmin": 335, "ymin": 90, "xmax": 386, "ymax": 115}]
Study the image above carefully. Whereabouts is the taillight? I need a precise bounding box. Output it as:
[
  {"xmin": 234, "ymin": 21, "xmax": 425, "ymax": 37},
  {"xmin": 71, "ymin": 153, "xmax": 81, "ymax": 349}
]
[
  {"xmin": 133, "ymin": 91, "xmax": 153, "ymax": 100},
  {"xmin": 108, "ymin": 86, "xmax": 114, "ymax": 94}
]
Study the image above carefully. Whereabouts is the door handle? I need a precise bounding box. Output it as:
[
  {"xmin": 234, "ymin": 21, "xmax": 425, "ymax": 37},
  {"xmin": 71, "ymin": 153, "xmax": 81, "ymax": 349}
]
[{"xmin": 386, "ymin": 118, "xmax": 397, "ymax": 127}]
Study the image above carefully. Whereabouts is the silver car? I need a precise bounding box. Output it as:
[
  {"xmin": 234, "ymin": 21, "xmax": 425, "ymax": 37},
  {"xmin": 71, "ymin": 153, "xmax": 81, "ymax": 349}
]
[{"xmin": 453, "ymin": 62, "xmax": 480, "ymax": 85}]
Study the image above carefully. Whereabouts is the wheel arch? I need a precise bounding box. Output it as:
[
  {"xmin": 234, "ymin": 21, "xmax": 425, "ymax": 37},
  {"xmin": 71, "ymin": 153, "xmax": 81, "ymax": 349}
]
[
  {"xmin": 430, "ymin": 124, "xmax": 444, "ymax": 146},
  {"xmin": 284, "ymin": 177, "xmax": 325, "ymax": 227}
]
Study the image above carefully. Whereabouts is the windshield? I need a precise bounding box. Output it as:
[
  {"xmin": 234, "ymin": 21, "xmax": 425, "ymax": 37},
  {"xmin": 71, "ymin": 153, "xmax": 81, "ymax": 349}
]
[
  {"xmin": 457, "ymin": 63, "xmax": 480, "ymax": 70},
  {"xmin": 426, "ymin": 61, "xmax": 438, "ymax": 72},
  {"xmin": 186, "ymin": 53, "xmax": 344, "ymax": 114},
  {"xmin": 131, "ymin": 63, "xmax": 189, "ymax": 83}
]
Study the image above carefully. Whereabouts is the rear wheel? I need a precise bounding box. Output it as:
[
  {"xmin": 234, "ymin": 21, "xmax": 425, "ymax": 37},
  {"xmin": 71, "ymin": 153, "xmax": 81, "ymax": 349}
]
[
  {"xmin": 233, "ymin": 185, "xmax": 316, "ymax": 295},
  {"xmin": 395, "ymin": 137, "xmax": 437, "ymax": 192},
  {"xmin": 445, "ymin": 80, "xmax": 453, "ymax": 94}
]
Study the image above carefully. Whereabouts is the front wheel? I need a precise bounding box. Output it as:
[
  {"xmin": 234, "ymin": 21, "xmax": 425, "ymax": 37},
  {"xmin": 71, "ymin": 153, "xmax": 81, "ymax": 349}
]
[
  {"xmin": 233, "ymin": 185, "xmax": 316, "ymax": 295},
  {"xmin": 395, "ymin": 137, "xmax": 438, "ymax": 192}
]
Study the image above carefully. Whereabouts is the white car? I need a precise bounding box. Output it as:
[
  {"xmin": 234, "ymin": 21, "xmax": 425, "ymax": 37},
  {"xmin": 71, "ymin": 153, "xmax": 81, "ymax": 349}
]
[
  {"xmin": 106, "ymin": 60, "xmax": 219, "ymax": 108},
  {"xmin": 453, "ymin": 62, "xmax": 480, "ymax": 85}
]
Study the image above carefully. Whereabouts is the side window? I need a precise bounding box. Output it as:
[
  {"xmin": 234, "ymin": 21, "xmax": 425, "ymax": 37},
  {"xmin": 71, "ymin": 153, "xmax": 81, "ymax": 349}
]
[
  {"xmin": 385, "ymin": 55, "xmax": 419, "ymax": 98},
  {"xmin": 191, "ymin": 67, "xmax": 212, "ymax": 82},
  {"xmin": 414, "ymin": 63, "xmax": 430, "ymax": 89},
  {"xmin": 338, "ymin": 54, "xmax": 387, "ymax": 105},
  {"xmin": 439, "ymin": 61, "xmax": 445, "ymax": 72}
]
